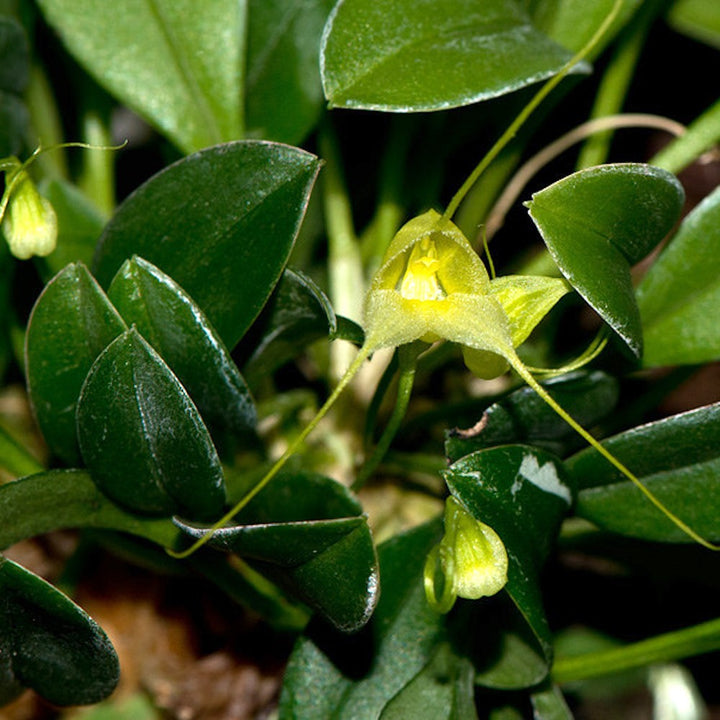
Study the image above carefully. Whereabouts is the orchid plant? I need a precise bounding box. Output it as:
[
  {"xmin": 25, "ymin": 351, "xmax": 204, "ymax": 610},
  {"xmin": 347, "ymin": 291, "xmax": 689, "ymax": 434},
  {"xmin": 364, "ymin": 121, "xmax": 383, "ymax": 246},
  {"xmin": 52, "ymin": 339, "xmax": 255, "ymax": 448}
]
[{"xmin": 1, "ymin": 0, "xmax": 720, "ymax": 718}]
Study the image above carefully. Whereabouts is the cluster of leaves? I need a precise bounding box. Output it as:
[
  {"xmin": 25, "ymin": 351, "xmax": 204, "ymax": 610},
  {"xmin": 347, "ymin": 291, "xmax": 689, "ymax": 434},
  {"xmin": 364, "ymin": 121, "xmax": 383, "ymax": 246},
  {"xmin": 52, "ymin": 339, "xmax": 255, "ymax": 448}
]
[{"xmin": 0, "ymin": 0, "xmax": 719, "ymax": 717}]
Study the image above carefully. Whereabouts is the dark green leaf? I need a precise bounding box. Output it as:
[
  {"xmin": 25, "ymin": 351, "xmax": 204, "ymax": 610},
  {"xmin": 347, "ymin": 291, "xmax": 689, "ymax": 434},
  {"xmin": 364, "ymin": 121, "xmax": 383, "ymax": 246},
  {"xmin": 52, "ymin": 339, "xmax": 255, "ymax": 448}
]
[
  {"xmin": 0, "ymin": 470, "xmax": 178, "ymax": 551},
  {"xmin": 41, "ymin": 179, "xmax": 105, "ymax": 278},
  {"xmin": 241, "ymin": 267, "xmax": 338, "ymax": 385},
  {"xmin": 668, "ymin": 0, "xmax": 720, "ymax": 50},
  {"xmin": 0, "ymin": 557, "xmax": 119, "ymax": 706},
  {"xmin": 93, "ymin": 141, "xmax": 321, "ymax": 348},
  {"xmin": 380, "ymin": 643, "xmax": 478, "ymax": 720},
  {"xmin": 526, "ymin": 163, "xmax": 684, "ymax": 357},
  {"xmin": 321, "ymin": 0, "xmax": 578, "ymax": 111},
  {"xmin": 76, "ymin": 328, "xmax": 225, "ymax": 519},
  {"xmin": 570, "ymin": 402, "xmax": 720, "ymax": 542},
  {"xmin": 177, "ymin": 471, "xmax": 378, "ymax": 632},
  {"xmin": 637, "ymin": 186, "xmax": 720, "ymax": 366},
  {"xmin": 108, "ymin": 256, "xmax": 256, "ymax": 448},
  {"xmin": 25, "ymin": 262, "xmax": 126, "ymax": 465},
  {"xmin": 35, "ymin": 0, "xmax": 244, "ymax": 153},
  {"xmin": 445, "ymin": 446, "xmax": 574, "ymax": 685},
  {"xmin": 246, "ymin": 0, "xmax": 335, "ymax": 144},
  {"xmin": 278, "ymin": 520, "xmax": 445, "ymax": 720},
  {"xmin": 0, "ymin": 471, "xmax": 306, "ymax": 630},
  {"xmin": 0, "ymin": 17, "xmax": 29, "ymax": 157},
  {"xmin": 445, "ymin": 371, "xmax": 619, "ymax": 462}
]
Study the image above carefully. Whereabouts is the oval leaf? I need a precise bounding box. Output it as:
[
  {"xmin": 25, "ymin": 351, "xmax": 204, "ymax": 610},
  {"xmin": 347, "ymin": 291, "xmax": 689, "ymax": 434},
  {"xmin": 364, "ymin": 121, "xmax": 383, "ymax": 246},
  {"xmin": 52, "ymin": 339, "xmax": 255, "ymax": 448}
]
[
  {"xmin": 108, "ymin": 256, "xmax": 257, "ymax": 448},
  {"xmin": 93, "ymin": 141, "xmax": 321, "ymax": 348},
  {"xmin": 321, "ymin": 0, "xmax": 577, "ymax": 111},
  {"xmin": 246, "ymin": 0, "xmax": 335, "ymax": 144},
  {"xmin": 77, "ymin": 328, "xmax": 225, "ymax": 519},
  {"xmin": 569, "ymin": 402, "xmax": 720, "ymax": 543},
  {"xmin": 445, "ymin": 445, "xmax": 574, "ymax": 685},
  {"xmin": 637, "ymin": 185, "xmax": 720, "ymax": 366},
  {"xmin": 279, "ymin": 520, "xmax": 446, "ymax": 719},
  {"xmin": 0, "ymin": 557, "xmax": 119, "ymax": 706},
  {"xmin": 526, "ymin": 163, "xmax": 684, "ymax": 357},
  {"xmin": 25, "ymin": 263, "xmax": 127, "ymax": 465},
  {"xmin": 445, "ymin": 370, "xmax": 619, "ymax": 462},
  {"xmin": 36, "ymin": 0, "xmax": 243, "ymax": 153},
  {"xmin": 240, "ymin": 268, "xmax": 339, "ymax": 385},
  {"xmin": 177, "ymin": 472, "xmax": 378, "ymax": 632}
]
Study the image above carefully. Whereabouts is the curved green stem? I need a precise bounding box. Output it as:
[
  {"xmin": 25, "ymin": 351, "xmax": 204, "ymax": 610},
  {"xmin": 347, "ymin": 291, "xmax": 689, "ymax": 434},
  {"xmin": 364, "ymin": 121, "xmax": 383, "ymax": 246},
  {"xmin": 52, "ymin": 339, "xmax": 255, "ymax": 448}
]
[
  {"xmin": 443, "ymin": 0, "xmax": 623, "ymax": 221},
  {"xmin": 652, "ymin": 97, "xmax": 720, "ymax": 174},
  {"xmin": 553, "ymin": 617, "xmax": 720, "ymax": 684},
  {"xmin": 576, "ymin": 0, "xmax": 660, "ymax": 169},
  {"xmin": 169, "ymin": 344, "xmax": 372, "ymax": 558},
  {"xmin": 510, "ymin": 356, "xmax": 720, "ymax": 551},
  {"xmin": 353, "ymin": 343, "xmax": 422, "ymax": 490}
]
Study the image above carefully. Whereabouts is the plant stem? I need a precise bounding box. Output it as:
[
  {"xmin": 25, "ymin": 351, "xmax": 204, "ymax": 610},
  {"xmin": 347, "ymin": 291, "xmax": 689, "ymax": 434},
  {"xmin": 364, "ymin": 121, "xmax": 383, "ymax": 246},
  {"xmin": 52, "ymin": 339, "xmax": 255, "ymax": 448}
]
[
  {"xmin": 0, "ymin": 424, "xmax": 43, "ymax": 480},
  {"xmin": 318, "ymin": 119, "xmax": 365, "ymax": 381},
  {"xmin": 576, "ymin": 0, "xmax": 658, "ymax": 169},
  {"xmin": 652, "ymin": 97, "xmax": 720, "ymax": 174},
  {"xmin": 169, "ymin": 345, "xmax": 372, "ymax": 558},
  {"xmin": 361, "ymin": 115, "xmax": 413, "ymax": 272},
  {"xmin": 553, "ymin": 617, "xmax": 720, "ymax": 684},
  {"xmin": 24, "ymin": 64, "xmax": 67, "ymax": 179},
  {"xmin": 78, "ymin": 109, "xmax": 116, "ymax": 218},
  {"xmin": 353, "ymin": 343, "xmax": 422, "ymax": 490},
  {"xmin": 443, "ymin": 0, "xmax": 623, "ymax": 221}
]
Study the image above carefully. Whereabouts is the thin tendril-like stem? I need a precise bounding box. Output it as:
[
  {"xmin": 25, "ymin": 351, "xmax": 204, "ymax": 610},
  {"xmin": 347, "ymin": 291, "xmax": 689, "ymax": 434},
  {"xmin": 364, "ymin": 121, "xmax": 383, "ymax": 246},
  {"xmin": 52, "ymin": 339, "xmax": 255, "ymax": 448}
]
[
  {"xmin": 352, "ymin": 344, "xmax": 421, "ymax": 490},
  {"xmin": 484, "ymin": 113, "xmax": 685, "ymax": 240},
  {"xmin": 442, "ymin": 0, "xmax": 623, "ymax": 222},
  {"xmin": 510, "ymin": 355, "xmax": 720, "ymax": 551},
  {"xmin": 168, "ymin": 345, "xmax": 372, "ymax": 559}
]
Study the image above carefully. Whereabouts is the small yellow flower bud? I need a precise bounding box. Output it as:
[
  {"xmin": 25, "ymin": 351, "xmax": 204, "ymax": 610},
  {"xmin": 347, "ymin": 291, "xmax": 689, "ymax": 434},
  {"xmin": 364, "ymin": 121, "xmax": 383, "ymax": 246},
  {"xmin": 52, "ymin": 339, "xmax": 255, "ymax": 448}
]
[
  {"xmin": 2, "ymin": 169, "xmax": 57, "ymax": 260},
  {"xmin": 424, "ymin": 496, "xmax": 508, "ymax": 613}
]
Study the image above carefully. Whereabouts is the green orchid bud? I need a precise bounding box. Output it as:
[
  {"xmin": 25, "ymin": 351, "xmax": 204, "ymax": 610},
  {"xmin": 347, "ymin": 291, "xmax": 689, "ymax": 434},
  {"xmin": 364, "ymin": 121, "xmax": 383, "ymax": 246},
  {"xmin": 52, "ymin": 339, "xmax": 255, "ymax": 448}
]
[
  {"xmin": 363, "ymin": 209, "xmax": 569, "ymax": 378},
  {"xmin": 2, "ymin": 168, "xmax": 57, "ymax": 260},
  {"xmin": 424, "ymin": 496, "xmax": 508, "ymax": 613}
]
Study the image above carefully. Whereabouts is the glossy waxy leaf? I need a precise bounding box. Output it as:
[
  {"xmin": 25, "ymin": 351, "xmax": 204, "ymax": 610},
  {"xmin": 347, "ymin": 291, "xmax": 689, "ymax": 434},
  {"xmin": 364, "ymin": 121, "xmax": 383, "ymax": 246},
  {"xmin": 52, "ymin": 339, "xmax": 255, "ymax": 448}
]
[
  {"xmin": 668, "ymin": 0, "xmax": 720, "ymax": 50},
  {"xmin": 0, "ymin": 470, "xmax": 177, "ymax": 551},
  {"xmin": 76, "ymin": 328, "xmax": 225, "ymax": 519},
  {"xmin": 42, "ymin": 179, "xmax": 105, "ymax": 278},
  {"xmin": 36, "ymin": 0, "xmax": 244, "ymax": 153},
  {"xmin": 0, "ymin": 471, "xmax": 306, "ymax": 630},
  {"xmin": 25, "ymin": 262, "xmax": 126, "ymax": 465},
  {"xmin": 0, "ymin": 17, "xmax": 29, "ymax": 157},
  {"xmin": 241, "ymin": 267, "xmax": 338, "ymax": 384},
  {"xmin": 93, "ymin": 141, "xmax": 321, "ymax": 348},
  {"xmin": 278, "ymin": 520, "xmax": 446, "ymax": 719},
  {"xmin": 445, "ymin": 445, "xmax": 574, "ymax": 686},
  {"xmin": 0, "ymin": 557, "xmax": 119, "ymax": 706},
  {"xmin": 280, "ymin": 515, "xmax": 550, "ymax": 718},
  {"xmin": 108, "ymin": 256, "xmax": 256, "ymax": 448},
  {"xmin": 526, "ymin": 164, "xmax": 684, "ymax": 357},
  {"xmin": 380, "ymin": 643, "xmax": 478, "ymax": 720},
  {"xmin": 177, "ymin": 471, "xmax": 378, "ymax": 632},
  {"xmin": 569, "ymin": 402, "xmax": 720, "ymax": 543},
  {"xmin": 246, "ymin": 0, "xmax": 335, "ymax": 144},
  {"xmin": 321, "ymin": 0, "xmax": 578, "ymax": 112},
  {"xmin": 637, "ymin": 186, "xmax": 720, "ymax": 366},
  {"xmin": 446, "ymin": 371, "xmax": 619, "ymax": 462}
]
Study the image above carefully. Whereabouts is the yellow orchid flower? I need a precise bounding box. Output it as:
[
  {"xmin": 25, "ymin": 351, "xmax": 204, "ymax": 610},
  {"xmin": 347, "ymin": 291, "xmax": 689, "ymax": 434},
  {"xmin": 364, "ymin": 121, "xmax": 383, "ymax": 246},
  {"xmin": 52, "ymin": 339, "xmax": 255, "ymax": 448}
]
[
  {"xmin": 1, "ymin": 166, "xmax": 57, "ymax": 260},
  {"xmin": 424, "ymin": 496, "xmax": 508, "ymax": 613},
  {"xmin": 363, "ymin": 209, "xmax": 569, "ymax": 378}
]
